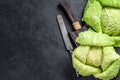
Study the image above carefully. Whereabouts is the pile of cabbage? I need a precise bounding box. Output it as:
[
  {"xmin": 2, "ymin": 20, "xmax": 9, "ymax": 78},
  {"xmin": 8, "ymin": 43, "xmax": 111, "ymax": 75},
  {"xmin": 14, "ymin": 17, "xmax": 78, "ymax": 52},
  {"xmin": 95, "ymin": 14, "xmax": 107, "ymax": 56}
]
[{"xmin": 72, "ymin": 0, "xmax": 120, "ymax": 80}]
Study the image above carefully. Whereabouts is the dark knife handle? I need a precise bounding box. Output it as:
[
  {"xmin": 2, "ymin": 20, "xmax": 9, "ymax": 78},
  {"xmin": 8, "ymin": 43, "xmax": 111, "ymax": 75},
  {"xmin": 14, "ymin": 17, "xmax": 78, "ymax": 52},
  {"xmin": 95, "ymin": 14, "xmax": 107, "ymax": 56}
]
[
  {"xmin": 59, "ymin": 2, "xmax": 82, "ymax": 30},
  {"xmin": 59, "ymin": 2, "xmax": 76, "ymax": 22}
]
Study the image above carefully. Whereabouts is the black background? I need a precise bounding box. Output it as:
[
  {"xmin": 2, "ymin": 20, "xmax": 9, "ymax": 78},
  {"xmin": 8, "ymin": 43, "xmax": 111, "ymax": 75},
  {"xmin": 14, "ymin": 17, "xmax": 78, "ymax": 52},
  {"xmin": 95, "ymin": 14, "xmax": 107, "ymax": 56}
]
[{"xmin": 0, "ymin": 0, "xmax": 120, "ymax": 80}]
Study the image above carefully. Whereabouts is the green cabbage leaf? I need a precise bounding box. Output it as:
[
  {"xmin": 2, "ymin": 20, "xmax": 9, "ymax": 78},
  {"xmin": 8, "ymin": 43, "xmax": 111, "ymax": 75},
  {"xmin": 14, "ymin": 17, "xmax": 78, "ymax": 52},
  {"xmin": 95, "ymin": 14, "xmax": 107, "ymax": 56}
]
[
  {"xmin": 94, "ymin": 58, "xmax": 120, "ymax": 80},
  {"xmin": 73, "ymin": 46, "xmax": 90, "ymax": 64},
  {"xmin": 86, "ymin": 47, "xmax": 102, "ymax": 67},
  {"xmin": 76, "ymin": 31, "xmax": 115, "ymax": 46},
  {"xmin": 82, "ymin": 0, "xmax": 102, "ymax": 32},
  {"xmin": 101, "ymin": 47, "xmax": 120, "ymax": 71},
  {"xmin": 101, "ymin": 8, "xmax": 120, "ymax": 36},
  {"xmin": 72, "ymin": 54, "xmax": 101, "ymax": 76},
  {"xmin": 98, "ymin": 0, "xmax": 120, "ymax": 8},
  {"xmin": 112, "ymin": 36, "xmax": 120, "ymax": 47}
]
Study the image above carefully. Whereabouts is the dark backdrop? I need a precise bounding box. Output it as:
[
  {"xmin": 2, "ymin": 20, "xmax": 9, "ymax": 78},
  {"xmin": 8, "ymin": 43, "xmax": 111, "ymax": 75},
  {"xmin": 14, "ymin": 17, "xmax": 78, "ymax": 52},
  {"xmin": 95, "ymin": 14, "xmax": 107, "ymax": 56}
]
[{"xmin": 0, "ymin": 0, "xmax": 120, "ymax": 80}]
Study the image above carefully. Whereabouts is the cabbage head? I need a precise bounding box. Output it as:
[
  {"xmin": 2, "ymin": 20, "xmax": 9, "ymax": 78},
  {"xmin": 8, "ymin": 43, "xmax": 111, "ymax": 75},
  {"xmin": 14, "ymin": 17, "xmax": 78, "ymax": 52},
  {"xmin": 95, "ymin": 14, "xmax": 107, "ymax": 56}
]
[
  {"xmin": 72, "ymin": 46, "xmax": 120, "ymax": 80},
  {"xmin": 72, "ymin": 46, "xmax": 101, "ymax": 76}
]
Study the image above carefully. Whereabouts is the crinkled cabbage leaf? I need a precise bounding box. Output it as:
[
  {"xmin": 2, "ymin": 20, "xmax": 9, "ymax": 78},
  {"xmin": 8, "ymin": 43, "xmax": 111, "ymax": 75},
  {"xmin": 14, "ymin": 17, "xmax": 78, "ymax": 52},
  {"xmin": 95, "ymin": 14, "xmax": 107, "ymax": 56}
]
[
  {"xmin": 73, "ymin": 46, "xmax": 90, "ymax": 64},
  {"xmin": 94, "ymin": 58, "xmax": 120, "ymax": 80},
  {"xmin": 101, "ymin": 8, "xmax": 120, "ymax": 36},
  {"xmin": 72, "ymin": 54, "xmax": 101, "ymax": 76},
  {"xmin": 98, "ymin": 0, "xmax": 120, "ymax": 8},
  {"xmin": 101, "ymin": 47, "xmax": 120, "ymax": 71},
  {"xmin": 86, "ymin": 47, "xmax": 102, "ymax": 67},
  {"xmin": 76, "ymin": 31, "xmax": 115, "ymax": 46},
  {"xmin": 82, "ymin": 0, "xmax": 102, "ymax": 32},
  {"xmin": 112, "ymin": 36, "xmax": 120, "ymax": 47}
]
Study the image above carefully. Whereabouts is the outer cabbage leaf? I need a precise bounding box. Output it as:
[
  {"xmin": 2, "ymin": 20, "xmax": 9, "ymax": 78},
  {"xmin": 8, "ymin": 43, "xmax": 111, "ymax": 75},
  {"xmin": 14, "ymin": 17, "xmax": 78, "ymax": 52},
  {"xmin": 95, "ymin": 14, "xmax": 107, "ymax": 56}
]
[
  {"xmin": 101, "ymin": 47, "xmax": 120, "ymax": 71},
  {"xmin": 112, "ymin": 36, "xmax": 120, "ymax": 47},
  {"xmin": 72, "ymin": 54, "xmax": 101, "ymax": 76},
  {"xmin": 86, "ymin": 47, "xmax": 102, "ymax": 67},
  {"xmin": 98, "ymin": 0, "xmax": 120, "ymax": 8},
  {"xmin": 76, "ymin": 31, "xmax": 115, "ymax": 46},
  {"xmin": 94, "ymin": 58, "xmax": 120, "ymax": 80},
  {"xmin": 101, "ymin": 8, "xmax": 120, "ymax": 36},
  {"xmin": 73, "ymin": 46, "xmax": 90, "ymax": 64},
  {"xmin": 82, "ymin": 0, "xmax": 102, "ymax": 32}
]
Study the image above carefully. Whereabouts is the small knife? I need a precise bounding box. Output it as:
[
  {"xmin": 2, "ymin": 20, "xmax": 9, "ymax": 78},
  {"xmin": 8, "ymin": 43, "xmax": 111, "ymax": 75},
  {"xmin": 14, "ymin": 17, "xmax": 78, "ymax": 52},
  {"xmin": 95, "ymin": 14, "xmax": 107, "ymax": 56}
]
[
  {"xmin": 57, "ymin": 15, "xmax": 73, "ymax": 53},
  {"xmin": 57, "ymin": 15, "xmax": 79, "ymax": 78}
]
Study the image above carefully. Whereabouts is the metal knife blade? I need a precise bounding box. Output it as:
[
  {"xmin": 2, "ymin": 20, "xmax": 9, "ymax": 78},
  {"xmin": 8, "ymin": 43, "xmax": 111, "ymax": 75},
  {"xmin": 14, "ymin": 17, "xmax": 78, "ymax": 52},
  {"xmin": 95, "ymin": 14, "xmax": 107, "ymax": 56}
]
[{"xmin": 57, "ymin": 15, "xmax": 73, "ymax": 53}]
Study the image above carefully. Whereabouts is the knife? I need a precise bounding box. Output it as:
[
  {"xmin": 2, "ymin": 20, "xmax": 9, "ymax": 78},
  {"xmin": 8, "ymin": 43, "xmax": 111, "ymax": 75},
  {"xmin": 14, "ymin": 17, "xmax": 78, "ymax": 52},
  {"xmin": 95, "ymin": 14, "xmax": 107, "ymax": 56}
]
[
  {"xmin": 57, "ymin": 15, "xmax": 79, "ymax": 78},
  {"xmin": 59, "ymin": 2, "xmax": 88, "ymax": 46},
  {"xmin": 57, "ymin": 15, "xmax": 73, "ymax": 53}
]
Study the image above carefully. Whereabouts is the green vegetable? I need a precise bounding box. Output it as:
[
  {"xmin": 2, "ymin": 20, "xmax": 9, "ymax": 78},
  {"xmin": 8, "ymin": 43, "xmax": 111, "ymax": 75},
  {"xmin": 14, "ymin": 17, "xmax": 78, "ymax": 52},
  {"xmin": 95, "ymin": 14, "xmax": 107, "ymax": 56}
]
[
  {"xmin": 101, "ymin": 47, "xmax": 120, "ymax": 71},
  {"xmin": 73, "ymin": 46, "xmax": 90, "ymax": 64},
  {"xmin": 98, "ymin": 0, "xmax": 120, "ymax": 8},
  {"xmin": 72, "ymin": 54, "xmax": 101, "ymax": 76},
  {"xmin": 76, "ymin": 31, "xmax": 115, "ymax": 46},
  {"xmin": 72, "ymin": 0, "xmax": 120, "ymax": 79},
  {"xmin": 101, "ymin": 8, "xmax": 120, "ymax": 36},
  {"xmin": 94, "ymin": 58, "xmax": 120, "ymax": 80},
  {"xmin": 112, "ymin": 36, "xmax": 120, "ymax": 47},
  {"xmin": 72, "ymin": 46, "xmax": 120, "ymax": 79},
  {"xmin": 86, "ymin": 47, "xmax": 102, "ymax": 67},
  {"xmin": 82, "ymin": 0, "xmax": 102, "ymax": 32}
]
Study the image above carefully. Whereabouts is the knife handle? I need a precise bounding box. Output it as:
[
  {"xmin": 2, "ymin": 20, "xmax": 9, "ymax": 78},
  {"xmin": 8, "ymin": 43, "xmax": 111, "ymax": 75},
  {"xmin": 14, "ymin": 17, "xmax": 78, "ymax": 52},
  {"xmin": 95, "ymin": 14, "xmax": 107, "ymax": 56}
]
[{"xmin": 59, "ymin": 2, "xmax": 82, "ymax": 30}]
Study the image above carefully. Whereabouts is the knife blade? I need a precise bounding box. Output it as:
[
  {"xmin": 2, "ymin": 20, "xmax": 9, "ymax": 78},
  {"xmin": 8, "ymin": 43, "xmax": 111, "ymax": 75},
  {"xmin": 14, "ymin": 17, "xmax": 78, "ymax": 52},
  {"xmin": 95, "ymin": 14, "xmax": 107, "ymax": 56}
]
[{"xmin": 57, "ymin": 15, "xmax": 73, "ymax": 53}]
